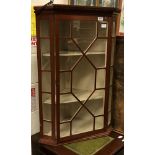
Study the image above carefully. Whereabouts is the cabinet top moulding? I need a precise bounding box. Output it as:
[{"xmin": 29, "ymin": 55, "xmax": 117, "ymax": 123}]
[{"xmin": 34, "ymin": 4, "xmax": 121, "ymax": 16}]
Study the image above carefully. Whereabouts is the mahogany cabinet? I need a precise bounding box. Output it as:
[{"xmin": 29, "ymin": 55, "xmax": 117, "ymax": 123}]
[{"xmin": 34, "ymin": 4, "xmax": 120, "ymax": 145}]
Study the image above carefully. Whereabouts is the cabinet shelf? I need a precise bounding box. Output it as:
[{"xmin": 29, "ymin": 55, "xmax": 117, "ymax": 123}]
[
  {"xmin": 43, "ymin": 51, "xmax": 105, "ymax": 57},
  {"xmin": 43, "ymin": 89, "xmax": 104, "ymax": 105}
]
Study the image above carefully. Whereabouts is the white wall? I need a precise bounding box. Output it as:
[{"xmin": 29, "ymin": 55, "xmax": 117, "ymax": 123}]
[{"xmin": 31, "ymin": 51, "xmax": 39, "ymax": 135}]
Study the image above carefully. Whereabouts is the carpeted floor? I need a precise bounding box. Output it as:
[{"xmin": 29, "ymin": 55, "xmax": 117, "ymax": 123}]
[{"xmin": 64, "ymin": 136, "xmax": 114, "ymax": 155}]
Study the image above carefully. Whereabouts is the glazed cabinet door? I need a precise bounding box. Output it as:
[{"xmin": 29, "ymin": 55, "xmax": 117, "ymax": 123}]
[
  {"xmin": 37, "ymin": 16, "xmax": 55, "ymax": 138},
  {"xmin": 55, "ymin": 15, "xmax": 115, "ymax": 141}
]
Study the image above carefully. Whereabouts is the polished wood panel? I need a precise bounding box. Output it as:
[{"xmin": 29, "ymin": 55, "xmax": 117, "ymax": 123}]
[
  {"xmin": 34, "ymin": 4, "xmax": 120, "ymax": 16},
  {"xmin": 113, "ymin": 36, "xmax": 124, "ymax": 132}
]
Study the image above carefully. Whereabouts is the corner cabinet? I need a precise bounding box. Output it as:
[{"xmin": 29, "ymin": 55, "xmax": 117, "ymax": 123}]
[{"xmin": 34, "ymin": 5, "xmax": 120, "ymax": 145}]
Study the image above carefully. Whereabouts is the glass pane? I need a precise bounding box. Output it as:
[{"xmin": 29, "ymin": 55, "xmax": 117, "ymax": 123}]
[
  {"xmin": 99, "ymin": 0, "xmax": 115, "ymax": 7},
  {"xmin": 108, "ymin": 111, "xmax": 111, "ymax": 125},
  {"xmin": 85, "ymin": 90, "xmax": 105, "ymax": 116},
  {"xmin": 71, "ymin": 0, "xmax": 108, "ymax": 6},
  {"xmin": 110, "ymin": 67, "xmax": 113, "ymax": 86},
  {"xmin": 59, "ymin": 39, "xmax": 80, "ymax": 52},
  {"xmin": 40, "ymin": 20, "xmax": 49, "ymax": 37},
  {"xmin": 42, "ymin": 93, "xmax": 51, "ymax": 121},
  {"xmin": 72, "ymin": 20, "xmax": 96, "ymax": 51},
  {"xmin": 60, "ymin": 94, "xmax": 77, "ymax": 104},
  {"xmin": 73, "ymin": 0, "xmax": 96, "ymax": 6},
  {"xmin": 42, "ymin": 72, "xmax": 51, "ymax": 92},
  {"xmin": 72, "ymin": 108, "xmax": 93, "ymax": 135},
  {"xmin": 60, "ymin": 72, "xmax": 71, "ymax": 93},
  {"xmin": 86, "ymin": 0, "xmax": 96, "ymax": 6},
  {"xmin": 59, "ymin": 21, "xmax": 70, "ymax": 37},
  {"xmin": 72, "ymin": 57, "xmax": 95, "ymax": 101},
  {"xmin": 59, "ymin": 38, "xmax": 82, "ymax": 71},
  {"xmin": 98, "ymin": 22, "xmax": 108, "ymax": 37},
  {"xmin": 59, "ymin": 56, "xmax": 82, "ymax": 71},
  {"xmin": 98, "ymin": 0, "xmax": 104, "ymax": 6},
  {"xmin": 109, "ymin": 87, "xmax": 112, "ymax": 111},
  {"xmin": 40, "ymin": 39, "xmax": 50, "ymax": 70},
  {"xmin": 86, "ymin": 39, "xmax": 107, "ymax": 53},
  {"xmin": 86, "ymin": 39, "xmax": 107, "ymax": 68},
  {"xmin": 95, "ymin": 116, "xmax": 104, "ymax": 130},
  {"xmin": 42, "ymin": 104, "xmax": 51, "ymax": 121},
  {"xmin": 42, "ymin": 93, "xmax": 51, "ymax": 104},
  {"xmin": 60, "ymin": 56, "xmax": 82, "ymax": 71},
  {"xmin": 87, "ymin": 54, "xmax": 106, "ymax": 68},
  {"xmin": 60, "ymin": 95, "xmax": 81, "ymax": 122},
  {"xmin": 96, "ymin": 69, "xmax": 106, "ymax": 88},
  {"xmin": 70, "ymin": 0, "xmax": 118, "ymax": 7},
  {"xmin": 111, "ymin": 38, "xmax": 116, "ymax": 65},
  {"xmin": 40, "ymin": 39, "xmax": 50, "ymax": 53},
  {"xmin": 43, "ymin": 121, "xmax": 51, "ymax": 136},
  {"xmin": 60, "ymin": 123, "xmax": 70, "ymax": 137}
]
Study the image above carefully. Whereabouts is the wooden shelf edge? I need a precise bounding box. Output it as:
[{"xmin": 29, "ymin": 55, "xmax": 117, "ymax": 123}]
[{"xmin": 43, "ymin": 89, "xmax": 105, "ymax": 104}]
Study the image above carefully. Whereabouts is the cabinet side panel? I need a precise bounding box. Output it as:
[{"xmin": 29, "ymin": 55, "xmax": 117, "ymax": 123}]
[
  {"xmin": 36, "ymin": 15, "xmax": 44, "ymax": 137},
  {"xmin": 113, "ymin": 36, "xmax": 124, "ymax": 132}
]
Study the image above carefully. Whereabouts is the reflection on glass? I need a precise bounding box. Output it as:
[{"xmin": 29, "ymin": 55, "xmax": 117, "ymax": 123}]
[
  {"xmin": 86, "ymin": 0, "xmax": 96, "ymax": 6},
  {"xmin": 72, "ymin": 57, "xmax": 95, "ymax": 101},
  {"xmin": 60, "ymin": 56, "xmax": 82, "ymax": 71},
  {"xmin": 72, "ymin": 20, "xmax": 96, "ymax": 51},
  {"xmin": 86, "ymin": 39, "xmax": 107, "ymax": 53},
  {"xmin": 87, "ymin": 54, "xmax": 106, "ymax": 68},
  {"xmin": 59, "ymin": 21, "xmax": 70, "ymax": 37},
  {"xmin": 95, "ymin": 116, "xmax": 104, "ymax": 130},
  {"xmin": 40, "ymin": 20, "xmax": 49, "ymax": 37},
  {"xmin": 85, "ymin": 90, "xmax": 105, "ymax": 116},
  {"xmin": 59, "ymin": 39, "xmax": 82, "ymax": 71},
  {"xmin": 60, "ymin": 72, "xmax": 71, "ymax": 93},
  {"xmin": 72, "ymin": 108, "xmax": 93, "ymax": 135},
  {"xmin": 41, "ymin": 56, "xmax": 50, "ymax": 70},
  {"xmin": 40, "ymin": 39, "xmax": 50, "ymax": 70},
  {"xmin": 42, "ymin": 93, "xmax": 51, "ymax": 121},
  {"xmin": 60, "ymin": 96, "xmax": 81, "ymax": 122},
  {"xmin": 42, "ymin": 93, "xmax": 51, "ymax": 104},
  {"xmin": 40, "ymin": 39, "xmax": 50, "ymax": 53},
  {"xmin": 96, "ymin": 69, "xmax": 106, "ymax": 88},
  {"xmin": 98, "ymin": 22, "xmax": 108, "ymax": 37},
  {"xmin": 60, "ymin": 94, "xmax": 77, "ymax": 104},
  {"xmin": 101, "ymin": 0, "xmax": 110, "ymax": 7},
  {"xmin": 59, "ymin": 39, "xmax": 80, "ymax": 53},
  {"xmin": 86, "ymin": 39, "xmax": 107, "ymax": 68},
  {"xmin": 99, "ymin": 0, "xmax": 104, "ymax": 6},
  {"xmin": 43, "ymin": 104, "xmax": 51, "ymax": 121},
  {"xmin": 99, "ymin": 0, "xmax": 116, "ymax": 7},
  {"xmin": 43, "ymin": 121, "xmax": 52, "ymax": 136},
  {"xmin": 70, "ymin": 0, "xmax": 100, "ymax": 6},
  {"xmin": 60, "ymin": 123, "xmax": 70, "ymax": 137},
  {"xmin": 42, "ymin": 72, "xmax": 51, "ymax": 92}
]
